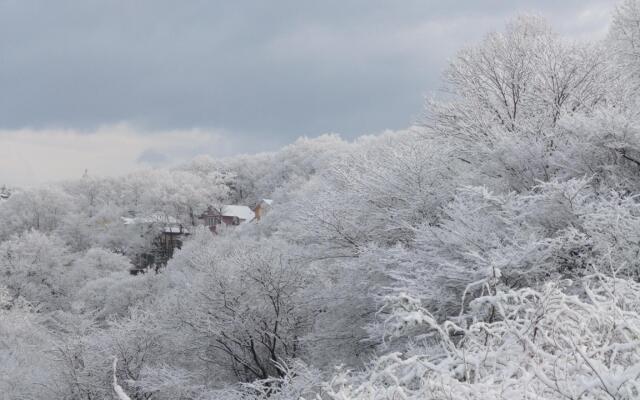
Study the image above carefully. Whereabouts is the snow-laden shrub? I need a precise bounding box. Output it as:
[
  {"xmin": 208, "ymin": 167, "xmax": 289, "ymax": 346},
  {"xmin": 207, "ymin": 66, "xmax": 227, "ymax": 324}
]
[
  {"xmin": 552, "ymin": 109, "xmax": 640, "ymax": 192},
  {"xmin": 186, "ymin": 360, "xmax": 322, "ymax": 400},
  {"xmin": 327, "ymin": 274, "xmax": 640, "ymax": 400},
  {"xmin": 239, "ymin": 361, "xmax": 323, "ymax": 400},
  {"xmin": 382, "ymin": 178, "xmax": 640, "ymax": 320}
]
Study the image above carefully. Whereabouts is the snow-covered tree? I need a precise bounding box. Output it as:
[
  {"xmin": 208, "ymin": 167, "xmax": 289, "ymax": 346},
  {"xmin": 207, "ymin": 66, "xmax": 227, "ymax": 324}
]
[
  {"xmin": 610, "ymin": 0, "xmax": 640, "ymax": 93},
  {"xmin": 160, "ymin": 230, "xmax": 312, "ymax": 384},
  {"xmin": 0, "ymin": 231, "xmax": 73, "ymax": 310}
]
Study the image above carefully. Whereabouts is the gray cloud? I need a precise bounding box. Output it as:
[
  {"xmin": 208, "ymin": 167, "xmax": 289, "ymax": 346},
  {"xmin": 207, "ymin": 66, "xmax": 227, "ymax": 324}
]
[
  {"xmin": 136, "ymin": 148, "xmax": 170, "ymax": 166},
  {"xmin": 0, "ymin": 0, "xmax": 618, "ymax": 148}
]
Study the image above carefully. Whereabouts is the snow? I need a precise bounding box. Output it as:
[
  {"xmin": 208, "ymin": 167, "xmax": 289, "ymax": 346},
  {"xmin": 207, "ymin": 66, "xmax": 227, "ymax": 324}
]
[
  {"xmin": 122, "ymin": 214, "xmax": 188, "ymax": 234},
  {"xmin": 164, "ymin": 226, "xmax": 189, "ymax": 234},
  {"xmin": 121, "ymin": 214, "xmax": 180, "ymax": 225},
  {"xmin": 112, "ymin": 358, "xmax": 132, "ymax": 400},
  {"xmin": 221, "ymin": 205, "xmax": 255, "ymax": 222}
]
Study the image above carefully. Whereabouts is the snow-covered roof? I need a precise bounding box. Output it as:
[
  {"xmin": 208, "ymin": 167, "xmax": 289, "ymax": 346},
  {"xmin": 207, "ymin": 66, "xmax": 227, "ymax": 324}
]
[
  {"xmin": 121, "ymin": 215, "xmax": 188, "ymax": 234},
  {"xmin": 122, "ymin": 214, "xmax": 180, "ymax": 225},
  {"xmin": 221, "ymin": 205, "xmax": 255, "ymax": 221},
  {"xmin": 164, "ymin": 226, "xmax": 189, "ymax": 234}
]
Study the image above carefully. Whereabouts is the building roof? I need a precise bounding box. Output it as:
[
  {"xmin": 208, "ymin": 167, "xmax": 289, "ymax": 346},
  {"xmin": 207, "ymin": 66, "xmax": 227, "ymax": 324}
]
[
  {"xmin": 221, "ymin": 205, "xmax": 255, "ymax": 221},
  {"xmin": 164, "ymin": 226, "xmax": 189, "ymax": 234},
  {"xmin": 121, "ymin": 214, "xmax": 180, "ymax": 225}
]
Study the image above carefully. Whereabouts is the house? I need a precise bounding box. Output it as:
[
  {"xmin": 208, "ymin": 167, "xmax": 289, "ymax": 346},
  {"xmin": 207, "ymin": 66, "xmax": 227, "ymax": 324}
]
[
  {"xmin": 221, "ymin": 205, "xmax": 255, "ymax": 224},
  {"xmin": 122, "ymin": 213, "xmax": 189, "ymax": 273},
  {"xmin": 155, "ymin": 225, "xmax": 189, "ymax": 264},
  {"xmin": 199, "ymin": 205, "xmax": 255, "ymax": 232},
  {"xmin": 253, "ymin": 199, "xmax": 273, "ymax": 221},
  {"xmin": 199, "ymin": 206, "xmax": 222, "ymax": 232}
]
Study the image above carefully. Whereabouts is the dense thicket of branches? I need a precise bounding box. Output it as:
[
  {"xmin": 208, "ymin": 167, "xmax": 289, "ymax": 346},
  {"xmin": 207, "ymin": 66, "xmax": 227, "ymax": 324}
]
[{"xmin": 2, "ymin": 2, "xmax": 640, "ymax": 399}]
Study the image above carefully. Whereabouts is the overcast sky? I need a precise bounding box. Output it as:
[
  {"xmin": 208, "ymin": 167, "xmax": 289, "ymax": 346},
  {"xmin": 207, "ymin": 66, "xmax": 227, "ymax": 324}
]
[{"xmin": 0, "ymin": 0, "xmax": 619, "ymax": 186}]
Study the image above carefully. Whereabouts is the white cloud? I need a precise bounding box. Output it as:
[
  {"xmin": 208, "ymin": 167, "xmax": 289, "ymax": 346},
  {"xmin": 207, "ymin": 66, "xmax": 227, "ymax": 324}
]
[{"xmin": 0, "ymin": 124, "xmax": 234, "ymax": 186}]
